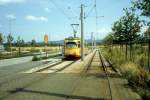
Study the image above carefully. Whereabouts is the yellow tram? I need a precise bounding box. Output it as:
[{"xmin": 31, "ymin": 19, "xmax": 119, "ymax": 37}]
[{"xmin": 63, "ymin": 37, "xmax": 81, "ymax": 59}]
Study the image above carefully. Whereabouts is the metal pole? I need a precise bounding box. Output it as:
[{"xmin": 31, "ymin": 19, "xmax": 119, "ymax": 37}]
[
  {"xmin": 148, "ymin": 40, "xmax": 150, "ymax": 71},
  {"xmin": 81, "ymin": 4, "xmax": 84, "ymax": 61}
]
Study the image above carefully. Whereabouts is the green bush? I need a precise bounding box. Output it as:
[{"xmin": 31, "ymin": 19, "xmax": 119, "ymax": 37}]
[
  {"xmin": 101, "ymin": 45, "xmax": 150, "ymax": 99},
  {"xmin": 138, "ymin": 88, "xmax": 150, "ymax": 100},
  {"xmin": 32, "ymin": 56, "xmax": 40, "ymax": 61}
]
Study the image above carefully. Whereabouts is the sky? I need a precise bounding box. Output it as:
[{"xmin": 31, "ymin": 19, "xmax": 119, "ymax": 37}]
[{"xmin": 0, "ymin": 0, "xmax": 148, "ymax": 42}]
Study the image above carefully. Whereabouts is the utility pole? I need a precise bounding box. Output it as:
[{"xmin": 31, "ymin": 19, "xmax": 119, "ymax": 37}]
[
  {"xmin": 94, "ymin": 37, "xmax": 96, "ymax": 49},
  {"xmin": 94, "ymin": 0, "xmax": 98, "ymax": 32},
  {"xmin": 80, "ymin": 4, "xmax": 84, "ymax": 61},
  {"xmin": 94, "ymin": 0, "xmax": 104, "ymax": 49}
]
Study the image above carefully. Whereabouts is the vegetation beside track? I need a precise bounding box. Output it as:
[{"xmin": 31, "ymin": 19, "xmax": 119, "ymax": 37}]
[
  {"xmin": 32, "ymin": 53, "xmax": 61, "ymax": 61},
  {"xmin": 0, "ymin": 47, "xmax": 61, "ymax": 60},
  {"xmin": 101, "ymin": 45, "xmax": 150, "ymax": 99},
  {"xmin": 101, "ymin": 0, "xmax": 150, "ymax": 99}
]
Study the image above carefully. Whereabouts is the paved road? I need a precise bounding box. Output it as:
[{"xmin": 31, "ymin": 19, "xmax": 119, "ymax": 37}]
[
  {"xmin": 0, "ymin": 52, "xmax": 61, "ymax": 68},
  {"xmin": 0, "ymin": 51, "xmax": 141, "ymax": 100},
  {"xmin": 0, "ymin": 56, "xmax": 33, "ymax": 68}
]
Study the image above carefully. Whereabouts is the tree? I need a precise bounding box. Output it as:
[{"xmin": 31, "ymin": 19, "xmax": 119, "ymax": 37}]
[
  {"xmin": 144, "ymin": 26, "xmax": 150, "ymax": 40},
  {"xmin": 31, "ymin": 39, "xmax": 36, "ymax": 47},
  {"xmin": 0, "ymin": 33, "xmax": 4, "ymax": 45},
  {"xmin": 17, "ymin": 36, "xmax": 21, "ymax": 46},
  {"xmin": 103, "ymin": 33, "xmax": 114, "ymax": 59},
  {"xmin": 133, "ymin": 0, "xmax": 150, "ymax": 17},
  {"xmin": 17, "ymin": 36, "xmax": 22, "ymax": 55},
  {"xmin": 112, "ymin": 19, "xmax": 125, "ymax": 44},
  {"xmin": 103, "ymin": 33, "xmax": 113, "ymax": 45},
  {"xmin": 133, "ymin": 0, "xmax": 150, "ymax": 70},
  {"xmin": 21, "ymin": 39, "xmax": 25, "ymax": 47},
  {"xmin": 144, "ymin": 26, "xmax": 150, "ymax": 70},
  {"xmin": 7, "ymin": 34, "xmax": 14, "ymax": 51},
  {"xmin": 112, "ymin": 8, "xmax": 142, "ymax": 60}
]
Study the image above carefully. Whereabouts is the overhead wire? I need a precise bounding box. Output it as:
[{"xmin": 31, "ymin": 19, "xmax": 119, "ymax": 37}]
[
  {"xmin": 49, "ymin": 0, "xmax": 73, "ymax": 21},
  {"xmin": 68, "ymin": 6, "xmax": 79, "ymax": 18},
  {"xmin": 84, "ymin": 0, "xmax": 97, "ymax": 19},
  {"xmin": 85, "ymin": 6, "xmax": 95, "ymax": 18},
  {"xmin": 62, "ymin": 0, "xmax": 79, "ymax": 19},
  {"xmin": 95, "ymin": 0, "xmax": 98, "ymax": 32}
]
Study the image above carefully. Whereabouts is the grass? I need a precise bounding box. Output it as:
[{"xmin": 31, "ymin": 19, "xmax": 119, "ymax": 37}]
[
  {"xmin": 101, "ymin": 44, "xmax": 150, "ymax": 99},
  {"xmin": 0, "ymin": 46, "xmax": 61, "ymax": 60},
  {"xmin": 32, "ymin": 53, "xmax": 61, "ymax": 61},
  {"xmin": 32, "ymin": 55, "xmax": 41, "ymax": 61}
]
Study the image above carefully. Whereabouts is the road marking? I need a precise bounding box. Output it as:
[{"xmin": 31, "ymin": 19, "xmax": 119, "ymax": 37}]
[
  {"xmin": 37, "ymin": 61, "xmax": 73, "ymax": 73},
  {"xmin": 21, "ymin": 60, "xmax": 62, "ymax": 73}
]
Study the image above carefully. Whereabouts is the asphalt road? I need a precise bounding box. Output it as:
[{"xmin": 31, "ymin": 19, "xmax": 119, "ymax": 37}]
[
  {"xmin": 0, "ymin": 52, "xmax": 61, "ymax": 68},
  {"xmin": 0, "ymin": 56, "xmax": 33, "ymax": 68},
  {"xmin": 0, "ymin": 51, "xmax": 141, "ymax": 100}
]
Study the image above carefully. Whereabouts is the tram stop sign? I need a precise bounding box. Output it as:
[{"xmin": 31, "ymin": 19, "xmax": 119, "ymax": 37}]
[{"xmin": 44, "ymin": 34, "xmax": 48, "ymax": 45}]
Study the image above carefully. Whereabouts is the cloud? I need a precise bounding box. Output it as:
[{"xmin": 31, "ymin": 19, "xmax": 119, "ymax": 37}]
[
  {"xmin": 6, "ymin": 14, "xmax": 16, "ymax": 20},
  {"xmin": 44, "ymin": 7, "xmax": 51, "ymax": 13},
  {"xmin": 0, "ymin": 0, "xmax": 24, "ymax": 5},
  {"xmin": 25, "ymin": 15, "xmax": 48, "ymax": 21}
]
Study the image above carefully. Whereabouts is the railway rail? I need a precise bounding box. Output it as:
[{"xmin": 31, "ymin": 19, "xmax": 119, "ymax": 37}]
[
  {"xmin": 0, "ymin": 53, "xmax": 62, "ymax": 80},
  {"xmin": 0, "ymin": 50, "xmax": 122, "ymax": 100},
  {"xmin": 66, "ymin": 49, "xmax": 118, "ymax": 100},
  {"xmin": 0, "ymin": 58, "xmax": 62, "ymax": 87},
  {"xmin": 0, "ymin": 59, "xmax": 78, "ymax": 100},
  {"xmin": 99, "ymin": 50, "xmax": 113, "ymax": 100},
  {"xmin": 99, "ymin": 50, "xmax": 123, "ymax": 100}
]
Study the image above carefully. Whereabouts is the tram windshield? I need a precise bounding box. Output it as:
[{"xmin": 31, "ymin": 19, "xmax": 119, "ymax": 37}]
[{"xmin": 66, "ymin": 42, "xmax": 77, "ymax": 48}]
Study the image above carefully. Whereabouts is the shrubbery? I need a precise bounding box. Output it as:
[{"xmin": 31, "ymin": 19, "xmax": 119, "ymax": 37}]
[
  {"xmin": 120, "ymin": 62, "xmax": 150, "ymax": 87},
  {"xmin": 32, "ymin": 56, "xmax": 40, "ymax": 61},
  {"xmin": 101, "ymin": 45, "xmax": 150, "ymax": 99}
]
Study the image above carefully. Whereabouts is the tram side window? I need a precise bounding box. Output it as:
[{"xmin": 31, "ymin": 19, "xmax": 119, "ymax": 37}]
[{"xmin": 66, "ymin": 42, "xmax": 77, "ymax": 48}]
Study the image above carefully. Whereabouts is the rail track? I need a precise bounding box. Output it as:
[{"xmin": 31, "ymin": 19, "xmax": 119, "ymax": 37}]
[
  {"xmin": 99, "ymin": 50, "xmax": 120, "ymax": 100},
  {"xmin": 0, "ymin": 59, "xmax": 61, "ymax": 86},
  {"xmin": 0, "ymin": 59, "xmax": 78, "ymax": 100},
  {"xmin": 0, "ymin": 54, "xmax": 62, "ymax": 81},
  {"xmin": 0, "ymin": 59, "xmax": 76, "ymax": 88},
  {"xmin": 66, "ymin": 49, "xmax": 118, "ymax": 100},
  {"xmin": 0, "ymin": 50, "xmax": 119, "ymax": 100},
  {"xmin": 0, "ymin": 58, "xmax": 79, "ymax": 99},
  {"xmin": 99, "ymin": 50, "xmax": 112, "ymax": 100}
]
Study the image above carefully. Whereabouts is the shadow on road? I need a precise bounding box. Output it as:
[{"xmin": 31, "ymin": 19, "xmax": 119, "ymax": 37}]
[{"xmin": 8, "ymin": 88, "xmax": 108, "ymax": 100}]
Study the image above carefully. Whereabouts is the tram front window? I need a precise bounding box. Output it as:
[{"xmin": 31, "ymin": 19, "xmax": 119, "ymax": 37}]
[{"xmin": 66, "ymin": 42, "xmax": 77, "ymax": 48}]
